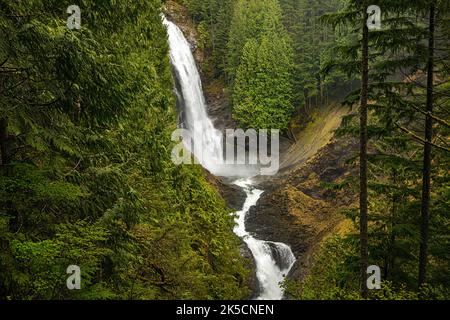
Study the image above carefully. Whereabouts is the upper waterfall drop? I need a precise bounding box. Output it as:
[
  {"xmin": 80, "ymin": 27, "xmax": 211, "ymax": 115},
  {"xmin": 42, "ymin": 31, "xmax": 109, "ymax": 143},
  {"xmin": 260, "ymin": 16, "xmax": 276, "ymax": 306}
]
[{"xmin": 163, "ymin": 17, "xmax": 225, "ymax": 175}]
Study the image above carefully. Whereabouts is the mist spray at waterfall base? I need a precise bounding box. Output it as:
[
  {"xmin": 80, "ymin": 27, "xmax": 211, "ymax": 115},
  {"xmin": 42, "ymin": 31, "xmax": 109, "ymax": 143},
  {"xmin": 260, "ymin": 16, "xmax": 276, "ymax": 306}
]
[{"xmin": 163, "ymin": 17, "xmax": 296, "ymax": 300}]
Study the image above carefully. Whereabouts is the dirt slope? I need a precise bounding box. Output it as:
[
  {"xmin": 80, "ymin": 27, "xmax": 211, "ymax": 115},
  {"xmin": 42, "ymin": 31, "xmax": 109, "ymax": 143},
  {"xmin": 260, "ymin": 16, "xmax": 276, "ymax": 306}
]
[{"xmin": 280, "ymin": 106, "xmax": 349, "ymax": 170}]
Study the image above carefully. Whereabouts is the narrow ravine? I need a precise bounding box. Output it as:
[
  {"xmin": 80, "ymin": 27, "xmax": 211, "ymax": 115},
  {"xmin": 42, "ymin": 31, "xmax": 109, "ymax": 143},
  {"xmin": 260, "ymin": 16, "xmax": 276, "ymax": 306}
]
[{"xmin": 164, "ymin": 17, "xmax": 296, "ymax": 300}]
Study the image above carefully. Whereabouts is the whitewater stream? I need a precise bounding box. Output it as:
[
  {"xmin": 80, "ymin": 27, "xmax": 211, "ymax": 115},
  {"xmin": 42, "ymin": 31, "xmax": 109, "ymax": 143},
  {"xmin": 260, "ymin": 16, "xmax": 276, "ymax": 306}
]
[{"xmin": 164, "ymin": 17, "xmax": 296, "ymax": 300}]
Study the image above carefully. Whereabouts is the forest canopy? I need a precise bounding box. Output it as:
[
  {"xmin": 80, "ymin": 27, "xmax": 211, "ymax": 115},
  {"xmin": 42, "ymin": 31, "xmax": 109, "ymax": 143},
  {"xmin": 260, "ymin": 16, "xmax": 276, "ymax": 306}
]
[{"xmin": 0, "ymin": 0, "xmax": 251, "ymax": 300}]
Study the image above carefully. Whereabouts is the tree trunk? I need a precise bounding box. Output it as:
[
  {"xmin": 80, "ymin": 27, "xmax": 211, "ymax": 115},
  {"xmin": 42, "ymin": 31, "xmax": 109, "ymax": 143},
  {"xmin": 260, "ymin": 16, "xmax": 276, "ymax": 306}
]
[
  {"xmin": 419, "ymin": 2, "xmax": 435, "ymax": 289},
  {"xmin": 209, "ymin": 4, "xmax": 216, "ymax": 51},
  {"xmin": 359, "ymin": 2, "xmax": 370, "ymax": 299},
  {"xmin": 388, "ymin": 169, "xmax": 398, "ymax": 281},
  {"xmin": 304, "ymin": 90, "xmax": 309, "ymax": 112},
  {"xmin": 0, "ymin": 117, "xmax": 9, "ymax": 166}
]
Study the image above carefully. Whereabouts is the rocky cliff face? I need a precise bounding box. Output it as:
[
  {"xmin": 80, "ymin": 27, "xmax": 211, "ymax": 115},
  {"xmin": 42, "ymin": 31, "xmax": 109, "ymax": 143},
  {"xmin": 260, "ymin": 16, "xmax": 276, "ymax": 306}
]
[{"xmin": 164, "ymin": 1, "xmax": 204, "ymax": 64}]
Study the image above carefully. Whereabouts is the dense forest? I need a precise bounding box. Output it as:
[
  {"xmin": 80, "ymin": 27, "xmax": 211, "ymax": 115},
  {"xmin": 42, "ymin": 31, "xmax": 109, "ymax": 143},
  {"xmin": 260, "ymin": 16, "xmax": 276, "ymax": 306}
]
[
  {"xmin": 0, "ymin": 0, "xmax": 251, "ymax": 299},
  {"xmin": 1, "ymin": 0, "xmax": 449, "ymax": 300}
]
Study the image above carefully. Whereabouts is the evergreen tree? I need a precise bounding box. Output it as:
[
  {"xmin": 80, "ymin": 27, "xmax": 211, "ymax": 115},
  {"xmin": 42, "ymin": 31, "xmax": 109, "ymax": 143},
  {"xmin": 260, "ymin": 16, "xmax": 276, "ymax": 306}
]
[
  {"xmin": 226, "ymin": 0, "xmax": 295, "ymax": 129},
  {"xmin": 419, "ymin": 0, "xmax": 436, "ymax": 288},
  {"xmin": 316, "ymin": 0, "xmax": 450, "ymax": 298},
  {"xmin": 226, "ymin": 0, "xmax": 286, "ymax": 82},
  {"xmin": 359, "ymin": 0, "xmax": 370, "ymax": 299},
  {"xmin": 278, "ymin": 0, "xmax": 344, "ymax": 110},
  {"xmin": 232, "ymin": 35, "xmax": 294, "ymax": 129},
  {"xmin": 182, "ymin": 0, "xmax": 234, "ymax": 77}
]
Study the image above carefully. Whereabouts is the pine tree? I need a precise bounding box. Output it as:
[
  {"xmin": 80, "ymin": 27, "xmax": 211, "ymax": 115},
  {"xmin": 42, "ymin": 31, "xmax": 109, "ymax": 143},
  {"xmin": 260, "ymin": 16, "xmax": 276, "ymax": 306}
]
[
  {"xmin": 232, "ymin": 35, "xmax": 294, "ymax": 129},
  {"xmin": 183, "ymin": 0, "xmax": 233, "ymax": 77},
  {"xmin": 359, "ymin": 0, "xmax": 370, "ymax": 299},
  {"xmin": 278, "ymin": 0, "xmax": 344, "ymax": 110},
  {"xmin": 226, "ymin": 0, "xmax": 286, "ymax": 82},
  {"xmin": 419, "ymin": 0, "xmax": 436, "ymax": 288}
]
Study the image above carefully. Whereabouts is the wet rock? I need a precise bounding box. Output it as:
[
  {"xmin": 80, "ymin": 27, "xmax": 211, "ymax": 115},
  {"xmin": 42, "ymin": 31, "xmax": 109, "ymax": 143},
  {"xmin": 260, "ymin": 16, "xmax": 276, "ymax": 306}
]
[
  {"xmin": 203, "ymin": 171, "xmax": 246, "ymax": 211},
  {"xmin": 247, "ymin": 137, "xmax": 359, "ymax": 284},
  {"xmin": 239, "ymin": 242, "xmax": 260, "ymax": 299},
  {"xmin": 164, "ymin": 1, "xmax": 204, "ymax": 67}
]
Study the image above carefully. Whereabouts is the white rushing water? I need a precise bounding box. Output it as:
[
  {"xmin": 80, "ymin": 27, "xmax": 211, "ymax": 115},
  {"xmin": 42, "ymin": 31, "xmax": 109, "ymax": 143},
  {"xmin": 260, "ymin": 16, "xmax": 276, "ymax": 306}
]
[
  {"xmin": 234, "ymin": 179, "xmax": 296, "ymax": 300},
  {"xmin": 164, "ymin": 17, "xmax": 296, "ymax": 300},
  {"xmin": 163, "ymin": 17, "xmax": 224, "ymax": 175}
]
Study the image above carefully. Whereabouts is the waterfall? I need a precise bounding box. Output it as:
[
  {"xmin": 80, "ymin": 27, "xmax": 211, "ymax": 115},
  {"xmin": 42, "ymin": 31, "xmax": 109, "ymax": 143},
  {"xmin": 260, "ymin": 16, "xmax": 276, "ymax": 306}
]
[
  {"xmin": 164, "ymin": 17, "xmax": 296, "ymax": 300},
  {"xmin": 163, "ymin": 17, "xmax": 224, "ymax": 175},
  {"xmin": 234, "ymin": 179, "xmax": 296, "ymax": 300}
]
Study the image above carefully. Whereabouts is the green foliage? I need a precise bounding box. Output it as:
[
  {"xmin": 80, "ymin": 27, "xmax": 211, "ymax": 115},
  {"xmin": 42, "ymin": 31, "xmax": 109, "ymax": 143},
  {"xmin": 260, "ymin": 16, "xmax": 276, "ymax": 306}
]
[
  {"xmin": 0, "ymin": 0, "xmax": 251, "ymax": 300},
  {"xmin": 184, "ymin": 0, "xmax": 296, "ymax": 129},
  {"xmin": 182, "ymin": 0, "xmax": 234, "ymax": 77},
  {"xmin": 2, "ymin": 0, "xmax": 448, "ymax": 302},
  {"xmin": 285, "ymin": 236, "xmax": 450, "ymax": 300},
  {"xmin": 10, "ymin": 221, "xmax": 112, "ymax": 299},
  {"xmin": 226, "ymin": 0, "xmax": 287, "ymax": 81},
  {"xmin": 232, "ymin": 36, "xmax": 294, "ymax": 129},
  {"xmin": 279, "ymin": 0, "xmax": 348, "ymax": 109},
  {"xmin": 184, "ymin": 0, "xmax": 346, "ymax": 128},
  {"xmin": 284, "ymin": 236, "xmax": 360, "ymax": 300},
  {"xmin": 227, "ymin": 0, "xmax": 295, "ymax": 129}
]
